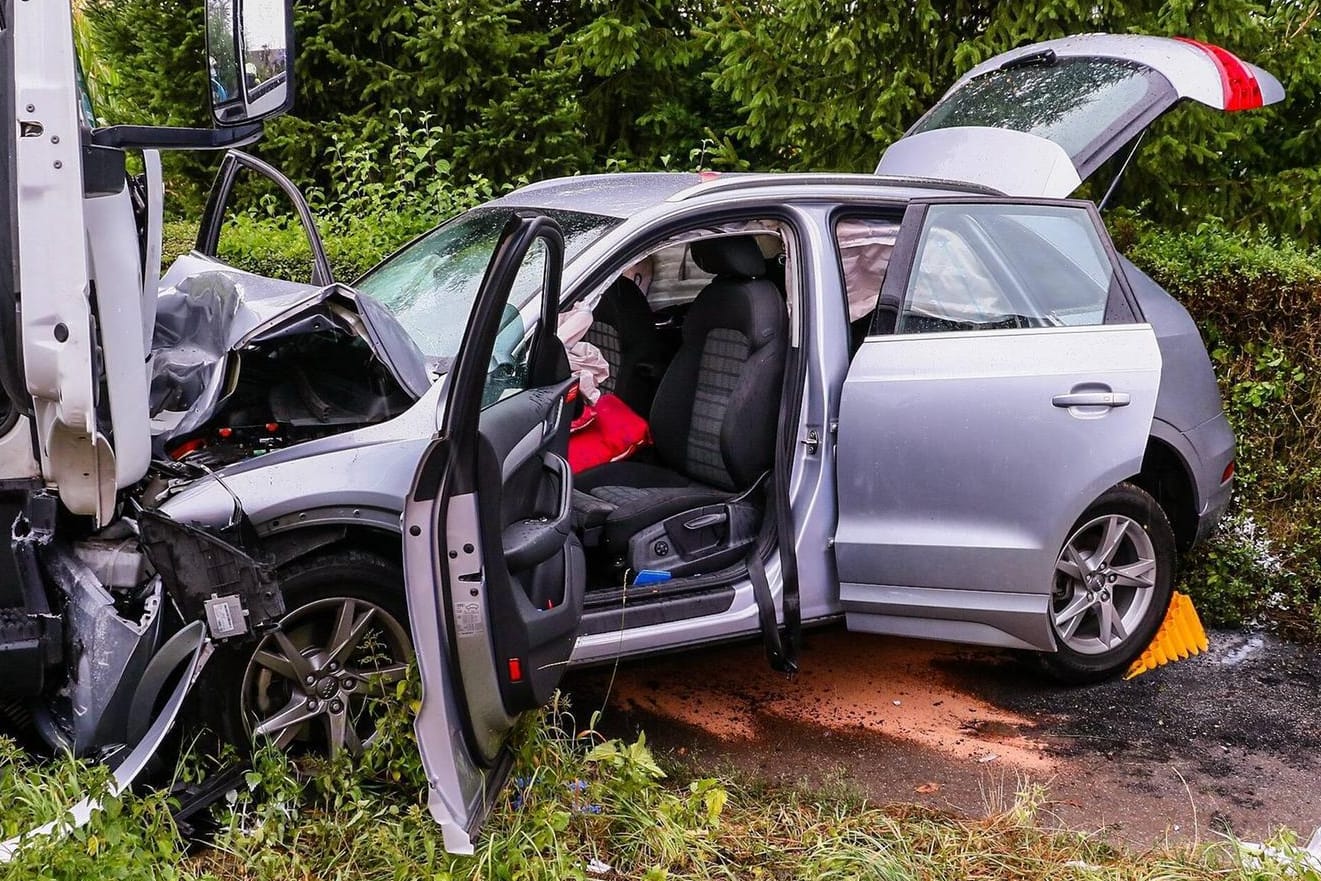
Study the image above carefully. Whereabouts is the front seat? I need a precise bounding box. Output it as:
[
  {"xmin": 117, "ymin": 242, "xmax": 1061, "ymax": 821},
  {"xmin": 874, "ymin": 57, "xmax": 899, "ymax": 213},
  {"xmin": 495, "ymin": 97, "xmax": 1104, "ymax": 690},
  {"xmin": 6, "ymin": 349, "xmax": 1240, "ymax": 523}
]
[
  {"xmin": 584, "ymin": 277, "xmax": 666, "ymax": 414},
  {"xmin": 574, "ymin": 236, "xmax": 787, "ymax": 556}
]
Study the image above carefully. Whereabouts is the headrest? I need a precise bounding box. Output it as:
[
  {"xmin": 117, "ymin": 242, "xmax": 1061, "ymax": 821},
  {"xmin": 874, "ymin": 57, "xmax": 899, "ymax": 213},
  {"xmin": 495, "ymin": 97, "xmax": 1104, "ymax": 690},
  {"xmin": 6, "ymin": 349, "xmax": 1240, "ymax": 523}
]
[
  {"xmin": 690, "ymin": 236, "xmax": 767, "ymax": 279},
  {"xmin": 684, "ymin": 274, "xmax": 786, "ymax": 350}
]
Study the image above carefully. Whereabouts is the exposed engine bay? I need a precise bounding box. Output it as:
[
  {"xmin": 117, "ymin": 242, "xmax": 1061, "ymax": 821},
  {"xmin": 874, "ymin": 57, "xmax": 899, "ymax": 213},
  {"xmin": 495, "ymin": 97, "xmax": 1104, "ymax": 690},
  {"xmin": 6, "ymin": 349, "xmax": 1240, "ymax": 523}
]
[{"xmin": 146, "ymin": 255, "xmax": 427, "ymax": 474}]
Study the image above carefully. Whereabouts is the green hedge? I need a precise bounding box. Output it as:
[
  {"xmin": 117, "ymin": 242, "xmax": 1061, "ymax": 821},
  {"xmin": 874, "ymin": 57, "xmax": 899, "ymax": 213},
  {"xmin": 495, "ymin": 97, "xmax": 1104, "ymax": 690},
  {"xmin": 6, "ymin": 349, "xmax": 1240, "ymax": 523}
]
[
  {"xmin": 1119, "ymin": 218, "xmax": 1321, "ymax": 638},
  {"xmin": 86, "ymin": 0, "xmax": 1321, "ymax": 239},
  {"xmin": 163, "ymin": 210, "xmax": 438, "ymax": 283}
]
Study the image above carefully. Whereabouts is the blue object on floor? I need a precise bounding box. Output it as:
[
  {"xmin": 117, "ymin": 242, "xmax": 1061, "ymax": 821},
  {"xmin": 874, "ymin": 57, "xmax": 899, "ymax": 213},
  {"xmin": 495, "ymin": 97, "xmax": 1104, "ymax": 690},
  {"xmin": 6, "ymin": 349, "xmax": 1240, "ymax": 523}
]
[{"xmin": 633, "ymin": 569, "xmax": 672, "ymax": 586}]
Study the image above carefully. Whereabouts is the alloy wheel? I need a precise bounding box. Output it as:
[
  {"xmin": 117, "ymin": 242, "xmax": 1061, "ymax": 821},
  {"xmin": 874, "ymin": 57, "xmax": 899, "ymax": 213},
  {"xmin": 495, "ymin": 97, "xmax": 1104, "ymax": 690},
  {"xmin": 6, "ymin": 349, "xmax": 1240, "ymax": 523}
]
[
  {"xmin": 1050, "ymin": 514, "xmax": 1157, "ymax": 655},
  {"xmin": 240, "ymin": 596, "xmax": 412, "ymax": 757}
]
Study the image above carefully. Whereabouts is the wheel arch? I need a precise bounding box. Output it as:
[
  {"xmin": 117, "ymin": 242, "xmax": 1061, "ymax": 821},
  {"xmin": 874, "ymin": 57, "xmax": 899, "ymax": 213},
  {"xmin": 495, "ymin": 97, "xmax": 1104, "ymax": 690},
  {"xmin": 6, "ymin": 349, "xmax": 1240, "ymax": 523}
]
[
  {"xmin": 1129, "ymin": 436, "xmax": 1199, "ymax": 552},
  {"xmin": 256, "ymin": 507, "xmax": 404, "ymax": 576}
]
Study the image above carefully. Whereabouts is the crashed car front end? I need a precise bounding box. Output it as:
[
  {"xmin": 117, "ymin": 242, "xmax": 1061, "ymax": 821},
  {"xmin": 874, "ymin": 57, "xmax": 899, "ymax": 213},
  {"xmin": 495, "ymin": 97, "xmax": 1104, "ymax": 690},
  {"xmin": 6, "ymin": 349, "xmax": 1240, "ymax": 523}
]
[{"xmin": 2, "ymin": 257, "xmax": 430, "ymax": 758}]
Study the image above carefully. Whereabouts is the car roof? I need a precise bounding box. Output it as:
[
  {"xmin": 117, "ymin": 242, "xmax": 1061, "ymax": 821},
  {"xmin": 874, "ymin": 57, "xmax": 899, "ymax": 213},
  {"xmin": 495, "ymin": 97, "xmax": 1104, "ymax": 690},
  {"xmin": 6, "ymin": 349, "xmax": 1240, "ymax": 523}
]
[{"xmin": 488, "ymin": 172, "xmax": 995, "ymax": 218}]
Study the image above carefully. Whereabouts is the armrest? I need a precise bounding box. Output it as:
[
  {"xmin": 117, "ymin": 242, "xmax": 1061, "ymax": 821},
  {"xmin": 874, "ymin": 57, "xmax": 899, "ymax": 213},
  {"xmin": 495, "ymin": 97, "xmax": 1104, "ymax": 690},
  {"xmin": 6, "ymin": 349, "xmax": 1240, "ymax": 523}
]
[{"xmin": 502, "ymin": 453, "xmax": 573, "ymax": 571}]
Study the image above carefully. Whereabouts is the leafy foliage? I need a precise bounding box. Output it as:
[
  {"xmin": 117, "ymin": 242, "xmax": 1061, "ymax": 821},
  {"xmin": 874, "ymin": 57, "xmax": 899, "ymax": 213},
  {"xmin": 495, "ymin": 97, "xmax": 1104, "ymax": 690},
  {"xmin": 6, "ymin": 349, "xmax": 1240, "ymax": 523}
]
[
  {"xmin": 84, "ymin": 2, "xmax": 1321, "ymax": 234},
  {"xmin": 84, "ymin": 0, "xmax": 728, "ymax": 216},
  {"xmin": 704, "ymin": 0, "xmax": 1321, "ymax": 235},
  {"xmin": 1119, "ymin": 216, "xmax": 1321, "ymax": 636},
  {"xmin": 84, "ymin": 0, "xmax": 1321, "ymax": 237},
  {"xmin": 160, "ymin": 110, "xmax": 499, "ymax": 284}
]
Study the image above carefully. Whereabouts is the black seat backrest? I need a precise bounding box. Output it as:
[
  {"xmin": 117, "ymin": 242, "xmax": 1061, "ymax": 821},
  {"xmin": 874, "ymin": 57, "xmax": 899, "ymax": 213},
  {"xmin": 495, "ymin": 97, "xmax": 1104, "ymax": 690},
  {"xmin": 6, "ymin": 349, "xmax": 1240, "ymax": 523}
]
[
  {"xmin": 585, "ymin": 277, "xmax": 662, "ymax": 412},
  {"xmin": 649, "ymin": 236, "xmax": 787, "ymax": 491}
]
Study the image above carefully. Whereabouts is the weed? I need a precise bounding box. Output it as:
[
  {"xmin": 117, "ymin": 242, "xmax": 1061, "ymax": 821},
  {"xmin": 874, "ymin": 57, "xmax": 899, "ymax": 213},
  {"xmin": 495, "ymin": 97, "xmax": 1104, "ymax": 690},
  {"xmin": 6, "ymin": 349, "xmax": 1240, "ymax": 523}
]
[{"xmin": 1, "ymin": 684, "xmax": 1315, "ymax": 881}]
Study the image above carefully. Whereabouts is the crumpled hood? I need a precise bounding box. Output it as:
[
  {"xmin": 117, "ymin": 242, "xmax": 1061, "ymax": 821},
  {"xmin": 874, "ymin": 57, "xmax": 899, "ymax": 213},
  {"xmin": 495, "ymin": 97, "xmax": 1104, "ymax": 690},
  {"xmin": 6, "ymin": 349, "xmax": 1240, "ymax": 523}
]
[{"xmin": 149, "ymin": 253, "xmax": 430, "ymax": 443}]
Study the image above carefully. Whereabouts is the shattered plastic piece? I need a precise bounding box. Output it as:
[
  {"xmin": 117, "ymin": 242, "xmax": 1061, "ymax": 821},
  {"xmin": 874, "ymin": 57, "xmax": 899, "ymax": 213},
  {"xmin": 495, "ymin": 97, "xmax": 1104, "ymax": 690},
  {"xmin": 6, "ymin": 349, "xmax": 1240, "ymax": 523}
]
[
  {"xmin": 585, "ymin": 858, "xmax": 613, "ymax": 875},
  {"xmin": 1125, "ymin": 592, "xmax": 1209, "ymax": 679},
  {"xmin": 0, "ymin": 622, "xmax": 210, "ymax": 863},
  {"xmin": 1238, "ymin": 833, "xmax": 1321, "ymax": 875}
]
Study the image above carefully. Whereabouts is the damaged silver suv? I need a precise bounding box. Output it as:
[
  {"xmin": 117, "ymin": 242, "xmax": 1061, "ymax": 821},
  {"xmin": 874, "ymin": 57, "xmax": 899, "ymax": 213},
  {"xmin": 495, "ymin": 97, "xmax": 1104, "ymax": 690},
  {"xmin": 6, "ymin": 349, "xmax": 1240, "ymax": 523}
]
[{"xmin": 0, "ymin": 14, "xmax": 1278, "ymax": 857}]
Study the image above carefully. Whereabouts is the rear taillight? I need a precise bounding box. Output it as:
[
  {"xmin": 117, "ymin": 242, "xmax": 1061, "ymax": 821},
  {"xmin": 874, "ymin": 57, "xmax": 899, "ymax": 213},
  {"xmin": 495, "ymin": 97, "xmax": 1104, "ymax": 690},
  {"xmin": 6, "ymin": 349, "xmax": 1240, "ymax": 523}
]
[
  {"xmin": 1222, "ymin": 460, "xmax": 1236, "ymax": 484},
  {"xmin": 1175, "ymin": 37, "xmax": 1264, "ymax": 111}
]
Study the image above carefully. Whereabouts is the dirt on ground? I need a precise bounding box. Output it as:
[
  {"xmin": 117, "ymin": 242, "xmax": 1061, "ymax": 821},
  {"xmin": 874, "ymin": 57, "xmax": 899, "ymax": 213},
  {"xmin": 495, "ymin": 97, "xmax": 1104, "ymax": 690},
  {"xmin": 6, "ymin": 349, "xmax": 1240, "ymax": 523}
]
[{"xmin": 565, "ymin": 625, "xmax": 1321, "ymax": 847}]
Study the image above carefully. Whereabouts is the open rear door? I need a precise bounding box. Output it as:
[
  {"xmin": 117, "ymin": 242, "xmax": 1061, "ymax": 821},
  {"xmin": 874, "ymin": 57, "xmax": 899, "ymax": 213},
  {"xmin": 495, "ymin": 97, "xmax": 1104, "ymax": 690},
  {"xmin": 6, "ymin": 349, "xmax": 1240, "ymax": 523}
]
[
  {"xmin": 402, "ymin": 212, "xmax": 586, "ymax": 854},
  {"xmin": 877, "ymin": 34, "xmax": 1284, "ymax": 197}
]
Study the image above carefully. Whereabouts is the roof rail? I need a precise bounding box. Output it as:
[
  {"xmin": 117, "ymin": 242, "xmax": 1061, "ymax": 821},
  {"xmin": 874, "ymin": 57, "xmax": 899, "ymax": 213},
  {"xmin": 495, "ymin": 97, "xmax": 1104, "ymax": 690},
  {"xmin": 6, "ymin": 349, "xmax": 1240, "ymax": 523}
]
[{"xmin": 667, "ymin": 173, "xmax": 1003, "ymax": 202}]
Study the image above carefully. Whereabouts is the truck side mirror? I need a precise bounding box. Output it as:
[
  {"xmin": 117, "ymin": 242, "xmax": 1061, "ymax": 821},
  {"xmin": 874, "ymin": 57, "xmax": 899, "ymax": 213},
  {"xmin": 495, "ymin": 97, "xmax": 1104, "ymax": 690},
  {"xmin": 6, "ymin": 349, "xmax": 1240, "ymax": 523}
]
[{"xmin": 207, "ymin": 0, "xmax": 294, "ymax": 126}]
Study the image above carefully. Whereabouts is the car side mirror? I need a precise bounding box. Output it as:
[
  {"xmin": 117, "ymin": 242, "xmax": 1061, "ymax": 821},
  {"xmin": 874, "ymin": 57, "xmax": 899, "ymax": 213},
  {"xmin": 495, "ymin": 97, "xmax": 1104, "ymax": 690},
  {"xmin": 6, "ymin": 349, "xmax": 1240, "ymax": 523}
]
[{"xmin": 207, "ymin": 0, "xmax": 294, "ymax": 126}]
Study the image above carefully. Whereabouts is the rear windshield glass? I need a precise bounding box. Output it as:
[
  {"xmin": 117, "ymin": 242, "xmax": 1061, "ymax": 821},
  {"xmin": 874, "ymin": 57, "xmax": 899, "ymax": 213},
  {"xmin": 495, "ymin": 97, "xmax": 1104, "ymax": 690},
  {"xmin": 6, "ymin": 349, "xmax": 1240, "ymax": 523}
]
[{"xmin": 911, "ymin": 57, "xmax": 1168, "ymax": 162}]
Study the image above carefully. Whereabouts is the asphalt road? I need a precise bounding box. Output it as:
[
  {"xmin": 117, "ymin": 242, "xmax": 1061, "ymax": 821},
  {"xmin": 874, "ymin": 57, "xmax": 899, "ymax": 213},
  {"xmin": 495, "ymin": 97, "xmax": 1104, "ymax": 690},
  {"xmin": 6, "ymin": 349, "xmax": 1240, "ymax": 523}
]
[{"xmin": 565, "ymin": 625, "xmax": 1321, "ymax": 847}]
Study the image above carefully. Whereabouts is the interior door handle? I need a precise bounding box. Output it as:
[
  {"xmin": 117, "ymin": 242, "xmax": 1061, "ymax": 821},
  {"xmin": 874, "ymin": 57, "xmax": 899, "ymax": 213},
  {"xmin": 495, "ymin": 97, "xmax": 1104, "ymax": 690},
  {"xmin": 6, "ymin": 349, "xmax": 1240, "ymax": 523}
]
[
  {"xmin": 501, "ymin": 453, "xmax": 573, "ymax": 572},
  {"xmin": 1052, "ymin": 391, "xmax": 1131, "ymax": 408}
]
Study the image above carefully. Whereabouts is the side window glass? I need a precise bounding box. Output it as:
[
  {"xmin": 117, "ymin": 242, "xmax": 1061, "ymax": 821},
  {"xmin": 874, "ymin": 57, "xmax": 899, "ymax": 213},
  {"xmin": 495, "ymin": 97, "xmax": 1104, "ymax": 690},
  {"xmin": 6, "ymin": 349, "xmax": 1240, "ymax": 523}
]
[
  {"xmin": 482, "ymin": 238, "xmax": 548, "ymax": 407},
  {"xmin": 897, "ymin": 203, "xmax": 1118, "ymax": 335},
  {"xmin": 833, "ymin": 217, "xmax": 899, "ymax": 332}
]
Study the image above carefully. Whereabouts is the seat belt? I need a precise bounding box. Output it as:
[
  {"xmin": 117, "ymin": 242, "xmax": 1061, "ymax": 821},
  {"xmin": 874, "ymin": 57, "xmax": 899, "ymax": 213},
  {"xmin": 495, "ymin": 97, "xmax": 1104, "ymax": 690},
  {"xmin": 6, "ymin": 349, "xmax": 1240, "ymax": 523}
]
[
  {"xmin": 746, "ymin": 506, "xmax": 794, "ymax": 674},
  {"xmin": 772, "ymin": 443, "xmax": 802, "ymax": 671},
  {"xmin": 745, "ymin": 336, "xmax": 804, "ymax": 675}
]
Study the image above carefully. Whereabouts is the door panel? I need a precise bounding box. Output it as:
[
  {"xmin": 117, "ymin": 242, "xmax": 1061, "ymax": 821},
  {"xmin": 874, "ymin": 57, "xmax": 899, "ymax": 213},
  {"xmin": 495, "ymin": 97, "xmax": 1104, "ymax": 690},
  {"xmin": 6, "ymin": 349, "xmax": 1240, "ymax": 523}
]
[
  {"xmin": 835, "ymin": 198, "xmax": 1161, "ymax": 647},
  {"xmin": 10, "ymin": 0, "xmax": 153, "ymax": 522},
  {"xmin": 836, "ymin": 325, "xmax": 1161, "ymax": 594},
  {"xmin": 402, "ymin": 212, "xmax": 584, "ymax": 854}
]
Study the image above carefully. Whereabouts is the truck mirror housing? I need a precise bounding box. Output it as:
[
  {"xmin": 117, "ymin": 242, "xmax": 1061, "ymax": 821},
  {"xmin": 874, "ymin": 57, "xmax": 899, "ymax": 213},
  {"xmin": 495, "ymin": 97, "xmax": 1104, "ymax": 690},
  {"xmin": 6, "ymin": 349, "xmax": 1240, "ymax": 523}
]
[{"xmin": 207, "ymin": 0, "xmax": 293, "ymax": 126}]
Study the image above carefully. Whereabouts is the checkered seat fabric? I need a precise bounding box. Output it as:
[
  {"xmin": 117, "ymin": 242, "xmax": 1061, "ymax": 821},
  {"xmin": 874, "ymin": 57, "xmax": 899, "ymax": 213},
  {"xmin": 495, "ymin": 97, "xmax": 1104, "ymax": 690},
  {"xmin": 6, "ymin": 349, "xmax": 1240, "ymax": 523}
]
[
  {"xmin": 584, "ymin": 319, "xmax": 621, "ymax": 395},
  {"xmin": 583, "ymin": 277, "xmax": 663, "ymax": 413},
  {"xmin": 574, "ymin": 236, "xmax": 788, "ymax": 551}
]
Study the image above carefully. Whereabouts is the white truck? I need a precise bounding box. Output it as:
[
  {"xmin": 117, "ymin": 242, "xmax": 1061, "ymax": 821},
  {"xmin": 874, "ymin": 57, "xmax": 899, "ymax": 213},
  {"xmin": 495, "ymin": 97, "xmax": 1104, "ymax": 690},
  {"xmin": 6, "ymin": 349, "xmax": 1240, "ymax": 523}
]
[{"xmin": 0, "ymin": 0, "xmax": 299, "ymax": 753}]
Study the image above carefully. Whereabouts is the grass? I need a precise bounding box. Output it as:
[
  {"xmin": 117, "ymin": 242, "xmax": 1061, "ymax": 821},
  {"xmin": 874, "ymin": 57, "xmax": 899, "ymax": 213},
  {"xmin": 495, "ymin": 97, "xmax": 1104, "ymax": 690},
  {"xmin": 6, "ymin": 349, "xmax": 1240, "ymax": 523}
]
[{"xmin": 1, "ymin": 687, "xmax": 1316, "ymax": 881}]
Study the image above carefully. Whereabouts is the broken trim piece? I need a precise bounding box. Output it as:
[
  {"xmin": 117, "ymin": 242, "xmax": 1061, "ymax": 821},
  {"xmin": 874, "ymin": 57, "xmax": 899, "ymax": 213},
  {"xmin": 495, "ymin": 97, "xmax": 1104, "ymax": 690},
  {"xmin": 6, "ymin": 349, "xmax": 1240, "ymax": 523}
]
[
  {"xmin": 138, "ymin": 508, "xmax": 285, "ymax": 640},
  {"xmin": 0, "ymin": 621, "xmax": 211, "ymax": 864}
]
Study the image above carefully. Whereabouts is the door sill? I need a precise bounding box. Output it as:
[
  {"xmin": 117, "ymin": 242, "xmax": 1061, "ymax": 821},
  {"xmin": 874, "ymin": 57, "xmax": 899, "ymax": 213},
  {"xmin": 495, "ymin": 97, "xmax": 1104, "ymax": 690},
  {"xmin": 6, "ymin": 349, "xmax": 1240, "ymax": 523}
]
[
  {"xmin": 583, "ymin": 559, "xmax": 746, "ymax": 609},
  {"xmin": 578, "ymin": 583, "xmax": 736, "ymax": 637}
]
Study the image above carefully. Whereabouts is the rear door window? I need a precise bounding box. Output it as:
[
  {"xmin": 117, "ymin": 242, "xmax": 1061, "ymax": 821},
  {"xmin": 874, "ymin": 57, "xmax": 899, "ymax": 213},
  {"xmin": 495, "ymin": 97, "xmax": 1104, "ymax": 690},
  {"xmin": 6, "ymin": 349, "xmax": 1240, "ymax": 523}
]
[
  {"xmin": 893, "ymin": 202, "xmax": 1129, "ymax": 334},
  {"xmin": 834, "ymin": 217, "xmax": 900, "ymax": 323}
]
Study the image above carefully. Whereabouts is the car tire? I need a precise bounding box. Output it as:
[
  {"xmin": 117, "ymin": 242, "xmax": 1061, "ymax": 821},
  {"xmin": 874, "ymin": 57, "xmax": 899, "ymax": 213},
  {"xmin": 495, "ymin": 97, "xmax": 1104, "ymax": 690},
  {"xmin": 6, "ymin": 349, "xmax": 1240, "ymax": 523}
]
[
  {"xmin": 196, "ymin": 549, "xmax": 414, "ymax": 757},
  {"xmin": 1040, "ymin": 482, "xmax": 1175, "ymax": 685}
]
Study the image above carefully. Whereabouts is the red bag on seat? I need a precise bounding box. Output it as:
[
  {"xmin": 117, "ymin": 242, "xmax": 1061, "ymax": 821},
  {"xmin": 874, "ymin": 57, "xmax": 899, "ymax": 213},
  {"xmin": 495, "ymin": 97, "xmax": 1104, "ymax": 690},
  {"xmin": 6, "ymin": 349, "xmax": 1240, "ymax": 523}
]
[{"xmin": 568, "ymin": 393, "xmax": 651, "ymax": 474}]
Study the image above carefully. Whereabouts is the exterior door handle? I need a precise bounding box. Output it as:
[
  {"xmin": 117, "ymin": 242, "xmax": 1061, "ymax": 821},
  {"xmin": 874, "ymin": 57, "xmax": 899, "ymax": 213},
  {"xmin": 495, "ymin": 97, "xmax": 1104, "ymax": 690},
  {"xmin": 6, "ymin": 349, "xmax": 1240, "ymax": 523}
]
[{"xmin": 1052, "ymin": 391, "xmax": 1131, "ymax": 408}]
